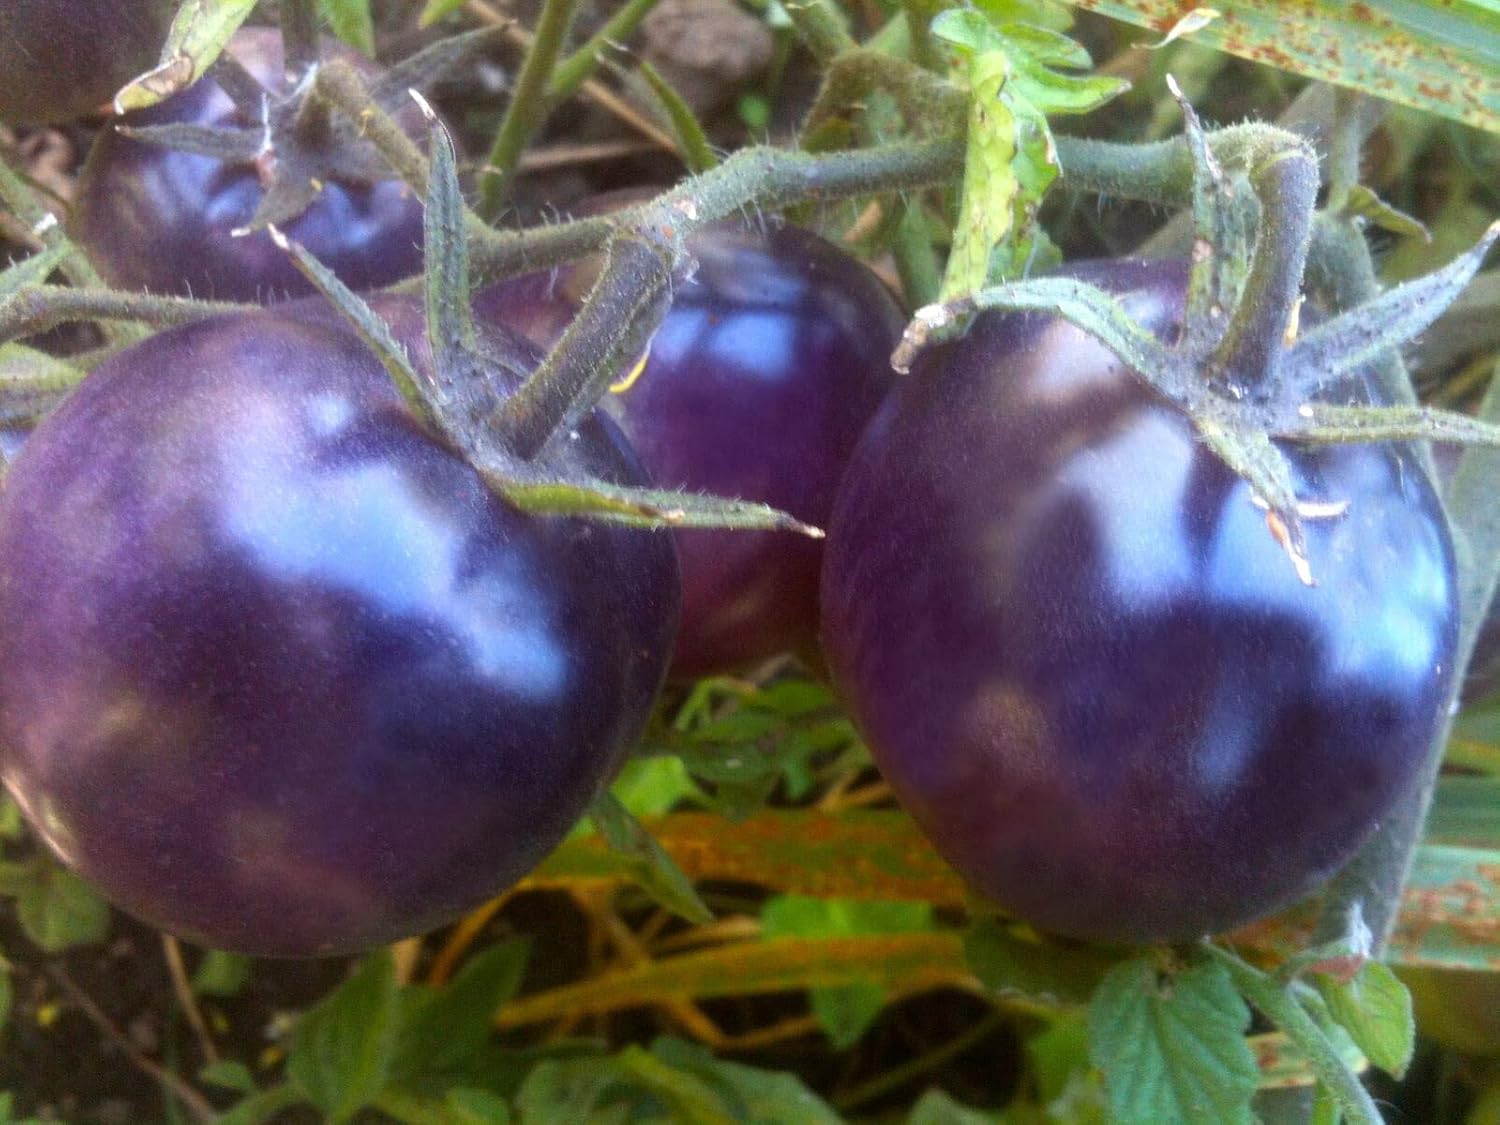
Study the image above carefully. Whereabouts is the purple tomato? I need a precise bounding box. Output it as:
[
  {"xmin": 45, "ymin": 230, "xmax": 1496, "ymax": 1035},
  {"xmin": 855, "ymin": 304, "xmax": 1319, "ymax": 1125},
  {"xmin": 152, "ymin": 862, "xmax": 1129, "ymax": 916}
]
[
  {"xmin": 0, "ymin": 299, "xmax": 679, "ymax": 956},
  {"xmin": 820, "ymin": 259, "xmax": 1459, "ymax": 943},
  {"xmin": 70, "ymin": 26, "xmax": 427, "ymax": 302},
  {"xmin": 475, "ymin": 218, "xmax": 904, "ymax": 677},
  {"xmin": 0, "ymin": 0, "xmax": 175, "ymax": 124}
]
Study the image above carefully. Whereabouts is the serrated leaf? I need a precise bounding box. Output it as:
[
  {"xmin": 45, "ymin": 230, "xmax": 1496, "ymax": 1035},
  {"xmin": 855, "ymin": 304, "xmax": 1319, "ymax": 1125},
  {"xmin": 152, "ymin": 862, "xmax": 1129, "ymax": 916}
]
[
  {"xmin": 16, "ymin": 864, "xmax": 110, "ymax": 952},
  {"xmin": 941, "ymin": 50, "xmax": 1020, "ymax": 300},
  {"xmin": 590, "ymin": 792, "xmax": 712, "ymax": 924},
  {"xmin": 192, "ymin": 950, "xmax": 251, "ymax": 997},
  {"xmin": 115, "ymin": 0, "xmax": 259, "ymax": 111},
  {"xmin": 319, "ymin": 0, "xmax": 376, "ymax": 54},
  {"xmin": 287, "ymin": 950, "xmax": 402, "ymax": 1123},
  {"xmin": 1313, "ymin": 961, "xmax": 1414, "ymax": 1079},
  {"xmin": 1088, "ymin": 957, "xmax": 1257, "ymax": 1125},
  {"xmin": 1008, "ymin": 65, "xmax": 1128, "ymax": 115}
]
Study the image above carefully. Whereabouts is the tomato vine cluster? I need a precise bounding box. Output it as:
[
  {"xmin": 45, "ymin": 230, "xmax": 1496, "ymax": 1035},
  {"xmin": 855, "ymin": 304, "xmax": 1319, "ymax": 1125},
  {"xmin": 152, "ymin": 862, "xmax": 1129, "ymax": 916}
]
[{"xmin": 0, "ymin": 8, "xmax": 1482, "ymax": 967}]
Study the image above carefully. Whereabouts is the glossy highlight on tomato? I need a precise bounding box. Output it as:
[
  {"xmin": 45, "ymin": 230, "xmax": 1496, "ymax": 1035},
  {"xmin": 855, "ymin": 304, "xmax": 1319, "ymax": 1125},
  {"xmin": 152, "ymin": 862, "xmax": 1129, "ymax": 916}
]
[
  {"xmin": 0, "ymin": 300, "xmax": 679, "ymax": 956},
  {"xmin": 476, "ymin": 219, "xmax": 904, "ymax": 677},
  {"xmin": 70, "ymin": 26, "xmax": 427, "ymax": 302},
  {"xmin": 820, "ymin": 259, "xmax": 1459, "ymax": 944},
  {"xmin": 0, "ymin": 0, "xmax": 176, "ymax": 124}
]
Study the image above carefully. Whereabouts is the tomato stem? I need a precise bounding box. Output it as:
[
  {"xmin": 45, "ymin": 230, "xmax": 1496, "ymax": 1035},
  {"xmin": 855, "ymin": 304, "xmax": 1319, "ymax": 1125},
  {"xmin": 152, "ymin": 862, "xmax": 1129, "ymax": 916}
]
[
  {"xmin": 489, "ymin": 135, "xmax": 962, "ymax": 456},
  {"xmin": 476, "ymin": 0, "xmax": 581, "ymax": 220},
  {"xmin": 1204, "ymin": 144, "xmax": 1319, "ymax": 391},
  {"xmin": 0, "ymin": 286, "xmax": 252, "ymax": 347},
  {"xmin": 279, "ymin": 0, "xmax": 321, "ymax": 85},
  {"xmin": 1204, "ymin": 945, "xmax": 1383, "ymax": 1125}
]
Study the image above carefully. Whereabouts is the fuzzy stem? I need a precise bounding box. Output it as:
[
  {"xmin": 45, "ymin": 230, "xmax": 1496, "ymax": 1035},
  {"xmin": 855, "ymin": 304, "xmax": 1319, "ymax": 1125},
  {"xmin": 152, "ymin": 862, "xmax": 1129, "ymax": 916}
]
[
  {"xmin": 1304, "ymin": 214, "xmax": 1450, "ymax": 952},
  {"xmin": 1304, "ymin": 216, "xmax": 1419, "ymax": 411},
  {"xmin": 784, "ymin": 0, "xmax": 858, "ymax": 62},
  {"xmin": 0, "ymin": 286, "xmax": 251, "ymax": 345},
  {"xmin": 901, "ymin": 0, "xmax": 946, "ymax": 69},
  {"xmin": 1204, "ymin": 145, "xmax": 1319, "ymax": 390},
  {"xmin": 314, "ymin": 61, "xmax": 430, "ymax": 194},
  {"xmin": 280, "ymin": 0, "xmax": 322, "ymax": 82},
  {"xmin": 0, "ymin": 152, "xmax": 126, "ymax": 322},
  {"xmin": 1055, "ymin": 124, "xmax": 1308, "ymax": 210},
  {"xmin": 492, "ymin": 235, "xmax": 671, "ymax": 458},
  {"xmin": 478, "ymin": 0, "xmax": 579, "ymax": 219},
  {"xmin": 1204, "ymin": 947, "xmax": 1382, "ymax": 1125},
  {"xmin": 547, "ymin": 0, "xmax": 662, "ymax": 106},
  {"xmin": 485, "ymin": 135, "xmax": 962, "ymax": 456}
]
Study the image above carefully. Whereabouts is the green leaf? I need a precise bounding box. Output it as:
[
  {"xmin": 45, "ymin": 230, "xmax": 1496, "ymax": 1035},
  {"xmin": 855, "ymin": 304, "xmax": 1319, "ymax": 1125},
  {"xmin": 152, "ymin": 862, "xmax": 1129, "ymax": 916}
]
[
  {"xmin": 16, "ymin": 864, "xmax": 110, "ymax": 952},
  {"xmin": 491, "ymin": 473, "xmax": 822, "ymax": 536},
  {"xmin": 319, "ymin": 0, "xmax": 376, "ymax": 54},
  {"xmin": 419, "ymin": 0, "xmax": 470, "ymax": 27},
  {"xmin": 1088, "ymin": 957, "xmax": 1258, "ymax": 1125},
  {"xmin": 963, "ymin": 917, "xmax": 1112, "ymax": 1005},
  {"xmin": 200, "ymin": 1060, "xmax": 257, "ymax": 1093},
  {"xmin": 191, "ymin": 950, "xmax": 251, "ymax": 997},
  {"xmin": 1423, "ymin": 775, "xmax": 1500, "ymax": 847},
  {"xmin": 444, "ymin": 1087, "xmax": 513, "ymax": 1123},
  {"xmin": 762, "ymin": 897, "xmax": 932, "ymax": 1048},
  {"xmin": 615, "ymin": 1046, "xmax": 738, "ymax": 1123},
  {"xmin": 610, "ymin": 757, "xmax": 705, "ymax": 820},
  {"xmin": 590, "ymin": 792, "xmax": 712, "ymax": 924},
  {"xmin": 940, "ymin": 50, "xmax": 1022, "ymax": 299},
  {"xmin": 286, "ymin": 950, "xmax": 402, "ymax": 1123},
  {"xmin": 513, "ymin": 1056, "xmax": 630, "ymax": 1121},
  {"xmin": 0, "ymin": 797, "xmax": 22, "ymax": 841},
  {"xmin": 638, "ymin": 62, "xmax": 718, "ymax": 175},
  {"xmin": 115, "ymin": 0, "xmax": 260, "ymax": 111},
  {"xmin": 908, "ymin": 1088, "xmax": 1001, "ymax": 1123},
  {"xmin": 648, "ymin": 1038, "xmax": 843, "ymax": 1123},
  {"xmin": 213, "ymin": 1082, "xmax": 303, "ymax": 1125},
  {"xmin": 1055, "ymin": 0, "xmax": 1500, "ymax": 133},
  {"xmin": 1313, "ymin": 961, "xmax": 1414, "ymax": 1079},
  {"xmin": 0, "ymin": 244, "xmax": 68, "ymax": 302},
  {"xmin": 393, "ymin": 939, "xmax": 531, "ymax": 1080}
]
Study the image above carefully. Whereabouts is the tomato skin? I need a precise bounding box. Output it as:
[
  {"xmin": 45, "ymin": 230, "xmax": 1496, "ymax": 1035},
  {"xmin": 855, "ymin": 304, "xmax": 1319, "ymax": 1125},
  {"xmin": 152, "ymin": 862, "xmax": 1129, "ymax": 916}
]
[
  {"xmin": 0, "ymin": 300, "xmax": 679, "ymax": 957},
  {"xmin": 819, "ymin": 259, "xmax": 1459, "ymax": 943},
  {"xmin": 70, "ymin": 27, "xmax": 426, "ymax": 302},
  {"xmin": 0, "ymin": 0, "xmax": 175, "ymax": 124},
  {"xmin": 475, "ymin": 219, "xmax": 904, "ymax": 677}
]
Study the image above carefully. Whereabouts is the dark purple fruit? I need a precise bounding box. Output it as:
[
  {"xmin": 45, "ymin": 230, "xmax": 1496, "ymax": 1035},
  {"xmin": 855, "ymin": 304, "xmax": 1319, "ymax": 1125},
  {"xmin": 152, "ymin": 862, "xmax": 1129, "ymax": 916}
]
[
  {"xmin": 475, "ymin": 219, "xmax": 904, "ymax": 677},
  {"xmin": 70, "ymin": 27, "xmax": 426, "ymax": 302},
  {"xmin": 820, "ymin": 258, "xmax": 1459, "ymax": 943},
  {"xmin": 0, "ymin": 299, "xmax": 679, "ymax": 956}
]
